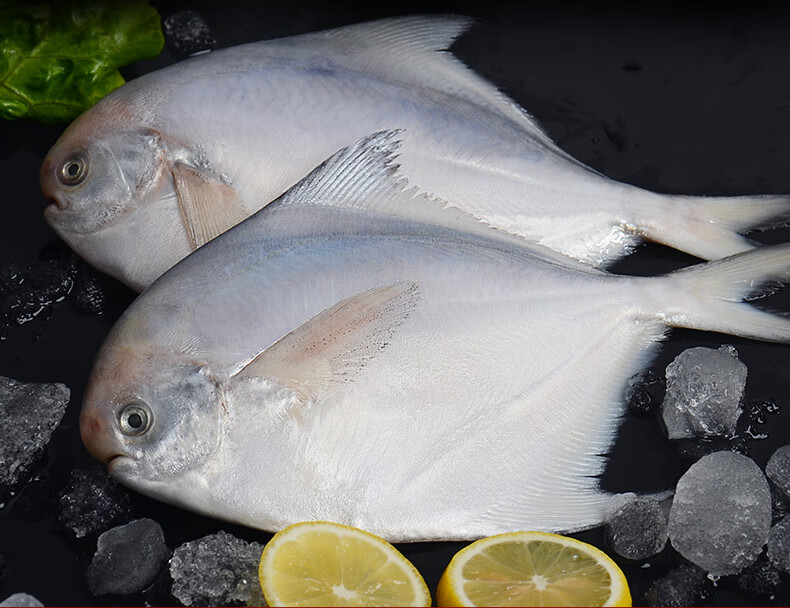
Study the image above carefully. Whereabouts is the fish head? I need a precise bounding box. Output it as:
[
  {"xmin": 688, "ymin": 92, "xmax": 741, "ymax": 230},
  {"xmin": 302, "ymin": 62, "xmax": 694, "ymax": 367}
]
[
  {"xmin": 41, "ymin": 99, "xmax": 189, "ymax": 290},
  {"xmin": 41, "ymin": 98, "xmax": 170, "ymax": 235},
  {"xmin": 80, "ymin": 343, "xmax": 225, "ymax": 497}
]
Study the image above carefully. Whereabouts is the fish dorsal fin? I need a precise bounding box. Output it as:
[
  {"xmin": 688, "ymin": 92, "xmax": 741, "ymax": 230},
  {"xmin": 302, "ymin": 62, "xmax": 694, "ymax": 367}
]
[
  {"xmin": 314, "ymin": 15, "xmax": 555, "ymax": 146},
  {"xmin": 272, "ymin": 129, "xmax": 499, "ymax": 239},
  {"xmin": 270, "ymin": 129, "xmax": 601, "ymax": 273},
  {"xmin": 231, "ymin": 281, "xmax": 420, "ymax": 402},
  {"xmin": 171, "ymin": 162, "xmax": 249, "ymax": 250}
]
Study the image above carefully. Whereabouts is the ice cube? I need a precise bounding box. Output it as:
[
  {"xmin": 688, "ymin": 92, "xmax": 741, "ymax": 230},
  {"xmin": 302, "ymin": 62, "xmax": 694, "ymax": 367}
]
[
  {"xmin": 58, "ymin": 468, "xmax": 133, "ymax": 538},
  {"xmin": 736, "ymin": 555, "xmax": 782, "ymax": 598},
  {"xmin": 661, "ymin": 345, "xmax": 747, "ymax": 440},
  {"xmin": 0, "ymin": 375, "xmax": 70, "ymax": 486},
  {"xmin": 163, "ymin": 10, "xmax": 216, "ymax": 58},
  {"xmin": 605, "ymin": 493, "xmax": 668, "ymax": 560},
  {"xmin": 767, "ymin": 516, "xmax": 790, "ymax": 574},
  {"xmin": 169, "ymin": 530, "xmax": 265, "ymax": 607},
  {"xmin": 668, "ymin": 450, "xmax": 771, "ymax": 576},
  {"xmin": 0, "ymin": 593, "xmax": 44, "ymax": 607},
  {"xmin": 766, "ymin": 444, "xmax": 790, "ymax": 499},
  {"xmin": 641, "ymin": 562, "xmax": 713, "ymax": 607},
  {"xmin": 86, "ymin": 518, "xmax": 170, "ymax": 596}
]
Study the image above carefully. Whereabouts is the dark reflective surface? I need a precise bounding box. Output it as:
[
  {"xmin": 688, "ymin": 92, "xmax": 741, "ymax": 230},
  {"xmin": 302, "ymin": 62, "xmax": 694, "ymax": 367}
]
[{"xmin": 1, "ymin": 2, "xmax": 790, "ymax": 605}]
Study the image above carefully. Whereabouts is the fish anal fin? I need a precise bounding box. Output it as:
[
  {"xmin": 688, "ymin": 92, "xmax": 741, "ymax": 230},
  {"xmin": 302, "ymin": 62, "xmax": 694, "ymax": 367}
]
[
  {"xmin": 233, "ymin": 281, "xmax": 420, "ymax": 402},
  {"xmin": 171, "ymin": 162, "xmax": 248, "ymax": 250}
]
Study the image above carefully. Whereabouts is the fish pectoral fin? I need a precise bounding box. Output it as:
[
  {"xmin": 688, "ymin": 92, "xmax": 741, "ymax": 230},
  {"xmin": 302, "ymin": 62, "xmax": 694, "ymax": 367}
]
[
  {"xmin": 171, "ymin": 161, "xmax": 248, "ymax": 250},
  {"xmin": 231, "ymin": 281, "xmax": 420, "ymax": 402}
]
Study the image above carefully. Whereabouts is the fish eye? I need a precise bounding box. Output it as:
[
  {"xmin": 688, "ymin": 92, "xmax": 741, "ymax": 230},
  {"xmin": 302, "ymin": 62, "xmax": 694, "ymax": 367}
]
[
  {"xmin": 59, "ymin": 155, "xmax": 88, "ymax": 185},
  {"xmin": 119, "ymin": 402, "xmax": 152, "ymax": 436}
]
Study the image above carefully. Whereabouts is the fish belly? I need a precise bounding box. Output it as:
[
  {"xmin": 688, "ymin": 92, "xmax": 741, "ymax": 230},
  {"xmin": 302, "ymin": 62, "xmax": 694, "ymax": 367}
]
[{"xmin": 174, "ymin": 232, "xmax": 663, "ymax": 540}]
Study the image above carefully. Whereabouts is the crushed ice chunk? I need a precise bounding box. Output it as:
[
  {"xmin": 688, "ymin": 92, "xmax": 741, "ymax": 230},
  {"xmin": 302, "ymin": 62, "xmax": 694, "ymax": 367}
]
[
  {"xmin": 0, "ymin": 593, "xmax": 44, "ymax": 607},
  {"xmin": 767, "ymin": 444, "xmax": 790, "ymax": 499},
  {"xmin": 87, "ymin": 518, "xmax": 170, "ymax": 596},
  {"xmin": 737, "ymin": 555, "xmax": 782, "ymax": 598},
  {"xmin": 605, "ymin": 493, "xmax": 668, "ymax": 560},
  {"xmin": 169, "ymin": 530, "xmax": 265, "ymax": 607},
  {"xmin": 58, "ymin": 468, "xmax": 134, "ymax": 538},
  {"xmin": 740, "ymin": 398, "xmax": 781, "ymax": 441},
  {"xmin": 0, "ymin": 255, "xmax": 76, "ymax": 327},
  {"xmin": 164, "ymin": 10, "xmax": 216, "ymax": 58},
  {"xmin": 668, "ymin": 451, "xmax": 771, "ymax": 576},
  {"xmin": 767, "ymin": 516, "xmax": 790, "ymax": 574},
  {"xmin": 72, "ymin": 268, "xmax": 105, "ymax": 315},
  {"xmin": 0, "ymin": 375, "xmax": 70, "ymax": 486},
  {"xmin": 641, "ymin": 561, "xmax": 713, "ymax": 607},
  {"xmin": 661, "ymin": 345, "xmax": 747, "ymax": 440}
]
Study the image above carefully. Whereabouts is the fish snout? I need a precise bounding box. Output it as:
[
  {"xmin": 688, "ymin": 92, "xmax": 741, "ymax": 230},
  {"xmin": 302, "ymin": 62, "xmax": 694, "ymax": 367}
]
[
  {"xmin": 79, "ymin": 406, "xmax": 126, "ymax": 465},
  {"xmin": 40, "ymin": 157, "xmax": 69, "ymax": 212}
]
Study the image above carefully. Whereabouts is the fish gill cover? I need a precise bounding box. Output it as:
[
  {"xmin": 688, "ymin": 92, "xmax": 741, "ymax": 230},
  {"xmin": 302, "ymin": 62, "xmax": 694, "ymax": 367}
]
[{"xmin": 0, "ymin": 0, "xmax": 163, "ymax": 124}]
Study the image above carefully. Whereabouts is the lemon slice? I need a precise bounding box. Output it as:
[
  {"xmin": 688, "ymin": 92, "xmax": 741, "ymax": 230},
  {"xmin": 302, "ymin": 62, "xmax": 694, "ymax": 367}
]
[
  {"xmin": 259, "ymin": 521, "xmax": 431, "ymax": 607},
  {"xmin": 436, "ymin": 531, "xmax": 631, "ymax": 607}
]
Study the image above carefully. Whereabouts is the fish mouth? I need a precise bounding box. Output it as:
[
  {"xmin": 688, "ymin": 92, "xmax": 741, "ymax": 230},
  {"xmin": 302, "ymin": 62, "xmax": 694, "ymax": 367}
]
[
  {"xmin": 106, "ymin": 453, "xmax": 135, "ymax": 474},
  {"xmin": 43, "ymin": 201, "xmax": 75, "ymax": 232}
]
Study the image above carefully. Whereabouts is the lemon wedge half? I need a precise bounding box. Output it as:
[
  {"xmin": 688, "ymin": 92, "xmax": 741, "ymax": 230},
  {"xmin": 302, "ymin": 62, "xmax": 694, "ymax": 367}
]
[
  {"xmin": 436, "ymin": 530, "xmax": 631, "ymax": 607},
  {"xmin": 259, "ymin": 521, "xmax": 431, "ymax": 607}
]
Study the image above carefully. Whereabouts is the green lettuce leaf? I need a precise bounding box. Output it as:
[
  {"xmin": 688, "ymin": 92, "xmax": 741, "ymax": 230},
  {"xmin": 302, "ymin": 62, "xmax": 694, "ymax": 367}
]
[{"xmin": 0, "ymin": 1, "xmax": 163, "ymax": 124}]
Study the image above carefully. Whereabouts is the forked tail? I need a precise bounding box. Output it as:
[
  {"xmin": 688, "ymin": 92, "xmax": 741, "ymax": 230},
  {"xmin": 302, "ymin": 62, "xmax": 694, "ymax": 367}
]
[
  {"xmin": 640, "ymin": 193, "xmax": 790, "ymax": 261},
  {"xmin": 658, "ymin": 243, "xmax": 790, "ymax": 342}
]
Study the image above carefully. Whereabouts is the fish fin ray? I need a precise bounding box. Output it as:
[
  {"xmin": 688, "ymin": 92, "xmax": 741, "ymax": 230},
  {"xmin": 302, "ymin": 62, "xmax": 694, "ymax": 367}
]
[
  {"xmin": 232, "ymin": 281, "xmax": 420, "ymax": 401},
  {"xmin": 269, "ymin": 130, "xmax": 588, "ymax": 268},
  {"xmin": 171, "ymin": 162, "xmax": 248, "ymax": 250},
  {"xmin": 309, "ymin": 16, "xmax": 556, "ymax": 146},
  {"xmin": 270, "ymin": 130, "xmax": 500, "ymax": 231},
  {"xmin": 660, "ymin": 244, "xmax": 790, "ymax": 341},
  {"xmin": 639, "ymin": 193, "xmax": 790, "ymax": 261}
]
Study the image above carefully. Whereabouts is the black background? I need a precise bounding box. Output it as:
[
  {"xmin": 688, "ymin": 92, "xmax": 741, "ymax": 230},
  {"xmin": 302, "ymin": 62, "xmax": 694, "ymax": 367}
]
[{"xmin": 2, "ymin": 1, "xmax": 790, "ymax": 605}]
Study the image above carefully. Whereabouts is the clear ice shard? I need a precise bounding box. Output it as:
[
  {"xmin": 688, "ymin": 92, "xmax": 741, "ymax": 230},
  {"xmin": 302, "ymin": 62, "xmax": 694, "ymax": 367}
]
[
  {"xmin": 58, "ymin": 468, "xmax": 133, "ymax": 538},
  {"xmin": 0, "ymin": 375, "xmax": 69, "ymax": 486},
  {"xmin": 87, "ymin": 518, "xmax": 170, "ymax": 596},
  {"xmin": 169, "ymin": 530, "xmax": 265, "ymax": 607},
  {"xmin": 605, "ymin": 493, "xmax": 668, "ymax": 560},
  {"xmin": 668, "ymin": 450, "xmax": 771, "ymax": 576},
  {"xmin": 661, "ymin": 345, "xmax": 747, "ymax": 440}
]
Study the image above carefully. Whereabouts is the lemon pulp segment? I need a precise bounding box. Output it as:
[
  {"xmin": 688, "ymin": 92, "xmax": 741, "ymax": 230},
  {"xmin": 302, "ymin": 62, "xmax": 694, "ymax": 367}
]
[
  {"xmin": 259, "ymin": 521, "xmax": 431, "ymax": 607},
  {"xmin": 437, "ymin": 531, "xmax": 631, "ymax": 607}
]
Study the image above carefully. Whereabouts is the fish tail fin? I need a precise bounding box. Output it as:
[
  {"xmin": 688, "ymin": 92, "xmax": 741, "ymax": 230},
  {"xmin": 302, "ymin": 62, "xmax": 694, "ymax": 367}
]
[
  {"xmin": 658, "ymin": 243, "xmax": 790, "ymax": 342},
  {"xmin": 638, "ymin": 193, "xmax": 790, "ymax": 261}
]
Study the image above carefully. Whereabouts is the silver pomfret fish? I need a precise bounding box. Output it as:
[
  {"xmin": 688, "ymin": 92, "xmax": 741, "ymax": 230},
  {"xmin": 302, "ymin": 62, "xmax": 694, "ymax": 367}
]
[
  {"xmin": 42, "ymin": 16, "xmax": 790, "ymax": 291},
  {"xmin": 79, "ymin": 133, "xmax": 790, "ymax": 541}
]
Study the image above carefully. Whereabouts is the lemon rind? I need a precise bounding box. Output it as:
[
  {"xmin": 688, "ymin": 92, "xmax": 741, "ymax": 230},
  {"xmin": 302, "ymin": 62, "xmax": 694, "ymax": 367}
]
[
  {"xmin": 441, "ymin": 530, "xmax": 630, "ymax": 607},
  {"xmin": 259, "ymin": 520, "xmax": 431, "ymax": 607}
]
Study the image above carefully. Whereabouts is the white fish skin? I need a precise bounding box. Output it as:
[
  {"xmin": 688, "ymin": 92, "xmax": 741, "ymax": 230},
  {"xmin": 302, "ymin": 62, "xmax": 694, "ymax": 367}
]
[
  {"xmin": 79, "ymin": 134, "xmax": 790, "ymax": 541},
  {"xmin": 41, "ymin": 16, "xmax": 790, "ymax": 291}
]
